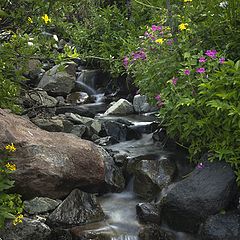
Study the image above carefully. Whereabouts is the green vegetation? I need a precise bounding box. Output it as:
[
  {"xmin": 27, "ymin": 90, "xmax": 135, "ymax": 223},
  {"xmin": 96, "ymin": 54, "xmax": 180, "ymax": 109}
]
[{"xmin": 0, "ymin": 144, "xmax": 23, "ymax": 227}]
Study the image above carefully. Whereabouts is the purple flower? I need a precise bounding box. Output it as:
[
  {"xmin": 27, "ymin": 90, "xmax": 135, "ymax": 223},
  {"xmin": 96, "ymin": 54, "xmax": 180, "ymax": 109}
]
[
  {"xmin": 151, "ymin": 25, "xmax": 162, "ymax": 32},
  {"xmin": 196, "ymin": 67, "xmax": 205, "ymax": 73},
  {"xmin": 172, "ymin": 77, "xmax": 178, "ymax": 85},
  {"xmin": 196, "ymin": 162, "xmax": 204, "ymax": 169},
  {"xmin": 132, "ymin": 50, "xmax": 146, "ymax": 61},
  {"xmin": 199, "ymin": 57, "xmax": 206, "ymax": 63},
  {"xmin": 167, "ymin": 39, "xmax": 174, "ymax": 45},
  {"xmin": 123, "ymin": 56, "xmax": 129, "ymax": 68},
  {"xmin": 205, "ymin": 49, "xmax": 218, "ymax": 59},
  {"xmin": 184, "ymin": 69, "xmax": 190, "ymax": 75},
  {"xmin": 155, "ymin": 94, "xmax": 161, "ymax": 101},
  {"xmin": 219, "ymin": 57, "xmax": 225, "ymax": 64}
]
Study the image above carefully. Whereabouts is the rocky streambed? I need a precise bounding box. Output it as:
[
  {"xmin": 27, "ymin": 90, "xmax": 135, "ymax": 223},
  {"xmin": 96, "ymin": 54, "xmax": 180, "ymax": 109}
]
[{"xmin": 0, "ymin": 61, "xmax": 240, "ymax": 240}]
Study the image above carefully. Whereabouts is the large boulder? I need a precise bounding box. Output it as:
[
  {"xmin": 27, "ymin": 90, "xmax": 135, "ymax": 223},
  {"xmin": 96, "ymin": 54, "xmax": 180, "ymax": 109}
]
[
  {"xmin": 0, "ymin": 109, "xmax": 122, "ymax": 199},
  {"xmin": 37, "ymin": 62, "xmax": 76, "ymax": 96},
  {"xmin": 133, "ymin": 94, "xmax": 157, "ymax": 113},
  {"xmin": 200, "ymin": 212, "xmax": 240, "ymax": 240},
  {"xmin": 46, "ymin": 189, "xmax": 105, "ymax": 227},
  {"xmin": 160, "ymin": 161, "xmax": 237, "ymax": 233}
]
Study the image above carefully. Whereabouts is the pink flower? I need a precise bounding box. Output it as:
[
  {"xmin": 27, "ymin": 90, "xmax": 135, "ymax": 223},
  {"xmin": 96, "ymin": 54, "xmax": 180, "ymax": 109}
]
[
  {"xmin": 172, "ymin": 77, "xmax": 178, "ymax": 85},
  {"xmin": 205, "ymin": 49, "xmax": 218, "ymax": 59},
  {"xmin": 184, "ymin": 69, "xmax": 190, "ymax": 75},
  {"xmin": 151, "ymin": 25, "xmax": 162, "ymax": 32},
  {"xmin": 219, "ymin": 57, "xmax": 225, "ymax": 64},
  {"xmin": 196, "ymin": 67, "xmax": 205, "ymax": 73},
  {"xmin": 196, "ymin": 162, "xmax": 204, "ymax": 170},
  {"xmin": 199, "ymin": 57, "xmax": 206, "ymax": 63}
]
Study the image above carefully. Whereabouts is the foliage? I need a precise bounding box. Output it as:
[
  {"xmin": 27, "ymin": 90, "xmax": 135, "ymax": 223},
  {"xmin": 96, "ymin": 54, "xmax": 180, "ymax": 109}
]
[
  {"xmin": 125, "ymin": 0, "xmax": 240, "ymax": 181},
  {"xmin": 0, "ymin": 144, "xmax": 23, "ymax": 228}
]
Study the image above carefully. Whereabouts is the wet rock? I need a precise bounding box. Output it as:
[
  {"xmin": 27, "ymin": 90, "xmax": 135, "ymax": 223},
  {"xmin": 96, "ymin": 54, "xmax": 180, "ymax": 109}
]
[
  {"xmin": 104, "ymin": 99, "xmax": 134, "ymax": 115},
  {"xmin": 46, "ymin": 189, "xmax": 105, "ymax": 227},
  {"xmin": 31, "ymin": 117, "xmax": 64, "ymax": 132},
  {"xmin": 160, "ymin": 161, "xmax": 237, "ymax": 233},
  {"xmin": 138, "ymin": 224, "xmax": 174, "ymax": 240},
  {"xmin": 102, "ymin": 120, "xmax": 141, "ymax": 142},
  {"xmin": 66, "ymin": 92, "xmax": 89, "ymax": 104},
  {"xmin": 97, "ymin": 146, "xmax": 125, "ymax": 192},
  {"xmin": 0, "ymin": 218, "xmax": 51, "ymax": 240},
  {"xmin": 133, "ymin": 158, "xmax": 176, "ymax": 200},
  {"xmin": 56, "ymin": 96, "xmax": 66, "ymax": 106},
  {"xmin": 38, "ymin": 62, "xmax": 76, "ymax": 96},
  {"xmin": 24, "ymin": 197, "xmax": 62, "ymax": 214},
  {"xmin": 0, "ymin": 109, "xmax": 109, "ymax": 199},
  {"xmin": 70, "ymin": 125, "xmax": 87, "ymax": 138},
  {"xmin": 94, "ymin": 136, "xmax": 119, "ymax": 146},
  {"xmin": 200, "ymin": 211, "xmax": 240, "ymax": 240},
  {"xmin": 136, "ymin": 203, "xmax": 161, "ymax": 224},
  {"xmin": 55, "ymin": 105, "xmax": 94, "ymax": 118}
]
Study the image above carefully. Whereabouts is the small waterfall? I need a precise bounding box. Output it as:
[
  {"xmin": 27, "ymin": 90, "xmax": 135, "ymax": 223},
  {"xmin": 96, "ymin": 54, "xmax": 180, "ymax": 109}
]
[{"xmin": 76, "ymin": 72, "xmax": 105, "ymax": 103}]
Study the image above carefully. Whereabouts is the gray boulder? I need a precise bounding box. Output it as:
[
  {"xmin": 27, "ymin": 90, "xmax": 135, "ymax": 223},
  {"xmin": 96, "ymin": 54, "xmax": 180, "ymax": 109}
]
[
  {"xmin": 37, "ymin": 62, "xmax": 76, "ymax": 96},
  {"xmin": 46, "ymin": 189, "xmax": 105, "ymax": 227},
  {"xmin": 160, "ymin": 161, "xmax": 237, "ymax": 233},
  {"xmin": 104, "ymin": 99, "xmax": 134, "ymax": 115},
  {"xmin": 70, "ymin": 125, "xmax": 87, "ymax": 138},
  {"xmin": 136, "ymin": 203, "xmax": 161, "ymax": 224},
  {"xmin": 31, "ymin": 117, "xmax": 64, "ymax": 132},
  {"xmin": 0, "ymin": 218, "xmax": 51, "ymax": 240}
]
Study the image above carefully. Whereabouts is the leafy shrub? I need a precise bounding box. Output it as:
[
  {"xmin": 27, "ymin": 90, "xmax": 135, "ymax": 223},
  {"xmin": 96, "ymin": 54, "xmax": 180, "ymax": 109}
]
[{"xmin": 0, "ymin": 144, "xmax": 23, "ymax": 228}]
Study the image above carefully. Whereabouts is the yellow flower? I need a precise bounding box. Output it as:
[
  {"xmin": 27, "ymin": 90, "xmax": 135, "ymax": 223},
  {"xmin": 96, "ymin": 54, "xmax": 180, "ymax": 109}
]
[
  {"xmin": 5, "ymin": 143, "xmax": 16, "ymax": 152},
  {"xmin": 27, "ymin": 17, "xmax": 33, "ymax": 24},
  {"xmin": 5, "ymin": 163, "xmax": 17, "ymax": 171},
  {"xmin": 184, "ymin": 0, "xmax": 192, "ymax": 2},
  {"xmin": 178, "ymin": 23, "xmax": 188, "ymax": 31},
  {"xmin": 13, "ymin": 214, "xmax": 23, "ymax": 225},
  {"xmin": 41, "ymin": 14, "xmax": 51, "ymax": 24},
  {"xmin": 155, "ymin": 38, "xmax": 164, "ymax": 44}
]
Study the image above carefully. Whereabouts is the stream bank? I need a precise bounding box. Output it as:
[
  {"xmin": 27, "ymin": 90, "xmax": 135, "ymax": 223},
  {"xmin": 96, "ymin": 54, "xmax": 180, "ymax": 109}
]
[{"xmin": 0, "ymin": 62, "xmax": 239, "ymax": 240}]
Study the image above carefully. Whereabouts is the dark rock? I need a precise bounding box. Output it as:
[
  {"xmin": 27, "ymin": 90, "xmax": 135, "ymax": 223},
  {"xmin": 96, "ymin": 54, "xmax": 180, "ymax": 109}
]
[
  {"xmin": 0, "ymin": 218, "xmax": 51, "ymax": 240},
  {"xmin": 46, "ymin": 189, "xmax": 105, "ymax": 227},
  {"xmin": 55, "ymin": 106, "xmax": 95, "ymax": 118},
  {"xmin": 136, "ymin": 203, "xmax": 161, "ymax": 224},
  {"xmin": 24, "ymin": 197, "xmax": 62, "ymax": 214},
  {"xmin": 50, "ymin": 229, "xmax": 72, "ymax": 240},
  {"xmin": 97, "ymin": 146, "xmax": 125, "ymax": 193},
  {"xmin": 160, "ymin": 161, "xmax": 237, "ymax": 233},
  {"xmin": 133, "ymin": 158, "xmax": 176, "ymax": 200},
  {"xmin": 102, "ymin": 120, "xmax": 141, "ymax": 142},
  {"xmin": 37, "ymin": 62, "xmax": 76, "ymax": 96},
  {"xmin": 200, "ymin": 211, "xmax": 240, "ymax": 240},
  {"xmin": 138, "ymin": 224, "xmax": 174, "ymax": 240}
]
